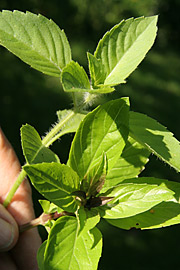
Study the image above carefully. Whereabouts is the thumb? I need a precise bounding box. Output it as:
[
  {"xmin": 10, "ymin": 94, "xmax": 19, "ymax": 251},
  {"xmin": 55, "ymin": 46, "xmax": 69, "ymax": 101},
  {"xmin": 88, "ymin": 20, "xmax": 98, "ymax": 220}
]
[{"xmin": 0, "ymin": 204, "xmax": 19, "ymax": 252}]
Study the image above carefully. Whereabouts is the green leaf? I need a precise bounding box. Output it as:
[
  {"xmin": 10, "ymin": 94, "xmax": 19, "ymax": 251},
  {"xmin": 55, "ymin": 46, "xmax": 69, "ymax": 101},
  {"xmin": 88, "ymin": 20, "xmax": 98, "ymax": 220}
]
[
  {"xmin": 37, "ymin": 240, "xmax": 47, "ymax": 270},
  {"xmin": 68, "ymin": 98, "xmax": 129, "ymax": 181},
  {"xmin": 101, "ymin": 136, "xmax": 150, "ymax": 191},
  {"xmin": 107, "ymin": 178, "xmax": 180, "ymax": 229},
  {"xmin": 38, "ymin": 200, "xmax": 61, "ymax": 232},
  {"xmin": 21, "ymin": 124, "xmax": 60, "ymax": 164},
  {"xmin": 77, "ymin": 207, "xmax": 100, "ymax": 235},
  {"xmin": 39, "ymin": 200, "xmax": 63, "ymax": 214},
  {"xmin": 87, "ymin": 52, "xmax": 105, "ymax": 87},
  {"xmin": 129, "ymin": 111, "xmax": 180, "ymax": 172},
  {"xmin": 23, "ymin": 162, "xmax": 80, "ymax": 212},
  {"xmin": 44, "ymin": 216, "xmax": 102, "ymax": 270},
  {"xmin": 92, "ymin": 85, "xmax": 115, "ymax": 94},
  {"xmin": 81, "ymin": 152, "xmax": 107, "ymax": 196},
  {"xmin": 108, "ymin": 202, "xmax": 180, "ymax": 230},
  {"xmin": 87, "ymin": 53, "xmax": 115, "ymax": 93},
  {"xmin": 56, "ymin": 109, "xmax": 86, "ymax": 137},
  {"xmin": 0, "ymin": 10, "xmax": 71, "ymax": 77},
  {"xmin": 61, "ymin": 60, "xmax": 114, "ymax": 94},
  {"xmin": 90, "ymin": 16, "xmax": 158, "ymax": 86},
  {"xmin": 74, "ymin": 227, "xmax": 102, "ymax": 270},
  {"xmin": 61, "ymin": 61, "xmax": 91, "ymax": 92},
  {"xmin": 99, "ymin": 177, "xmax": 174, "ymax": 219}
]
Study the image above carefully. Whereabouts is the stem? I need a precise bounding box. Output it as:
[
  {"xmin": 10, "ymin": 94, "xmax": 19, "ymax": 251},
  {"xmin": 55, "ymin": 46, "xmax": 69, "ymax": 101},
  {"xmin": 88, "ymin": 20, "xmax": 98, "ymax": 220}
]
[
  {"xmin": 4, "ymin": 88, "xmax": 97, "ymax": 208},
  {"xmin": 4, "ymin": 92, "xmax": 95, "ymax": 207},
  {"xmin": 19, "ymin": 211, "xmax": 74, "ymax": 233},
  {"xmin": 42, "ymin": 110, "xmax": 75, "ymax": 147},
  {"xmin": 3, "ymin": 110, "xmax": 76, "ymax": 207},
  {"xmin": 3, "ymin": 169, "xmax": 27, "ymax": 208}
]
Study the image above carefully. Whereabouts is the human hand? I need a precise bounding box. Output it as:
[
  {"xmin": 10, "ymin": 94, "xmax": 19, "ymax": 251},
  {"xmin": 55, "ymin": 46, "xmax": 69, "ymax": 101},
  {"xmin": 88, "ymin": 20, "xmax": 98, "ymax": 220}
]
[{"xmin": 0, "ymin": 128, "xmax": 41, "ymax": 270}]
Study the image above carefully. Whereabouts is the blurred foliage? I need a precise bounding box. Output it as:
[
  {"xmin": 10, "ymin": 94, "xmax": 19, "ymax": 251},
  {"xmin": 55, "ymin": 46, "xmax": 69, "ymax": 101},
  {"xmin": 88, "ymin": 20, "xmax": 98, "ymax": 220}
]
[{"xmin": 0, "ymin": 0, "xmax": 180, "ymax": 269}]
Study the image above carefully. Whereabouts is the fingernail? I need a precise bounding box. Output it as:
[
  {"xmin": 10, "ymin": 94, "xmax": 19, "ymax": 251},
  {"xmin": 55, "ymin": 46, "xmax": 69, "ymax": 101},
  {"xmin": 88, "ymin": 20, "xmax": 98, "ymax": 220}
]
[{"xmin": 0, "ymin": 218, "xmax": 14, "ymax": 251}]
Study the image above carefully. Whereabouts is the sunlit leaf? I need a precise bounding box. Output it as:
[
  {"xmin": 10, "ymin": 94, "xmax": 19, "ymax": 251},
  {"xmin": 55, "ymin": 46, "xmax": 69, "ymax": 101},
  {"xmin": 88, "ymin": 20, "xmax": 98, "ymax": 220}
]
[
  {"xmin": 37, "ymin": 240, "xmax": 47, "ymax": 270},
  {"xmin": 77, "ymin": 207, "xmax": 100, "ymax": 235},
  {"xmin": 21, "ymin": 124, "xmax": 60, "ymax": 164},
  {"xmin": 99, "ymin": 177, "xmax": 174, "ymax": 219},
  {"xmin": 24, "ymin": 162, "xmax": 80, "ymax": 212},
  {"xmin": 107, "ymin": 178, "xmax": 180, "ymax": 229},
  {"xmin": 44, "ymin": 216, "xmax": 102, "ymax": 270},
  {"xmin": 39, "ymin": 200, "xmax": 63, "ymax": 214},
  {"xmin": 102, "ymin": 136, "xmax": 150, "ymax": 191},
  {"xmin": 81, "ymin": 152, "xmax": 107, "ymax": 196},
  {"xmin": 88, "ymin": 16, "xmax": 158, "ymax": 86},
  {"xmin": 68, "ymin": 98, "xmax": 129, "ymax": 182},
  {"xmin": 0, "ymin": 10, "xmax": 71, "ymax": 76},
  {"xmin": 130, "ymin": 111, "xmax": 180, "ymax": 172},
  {"xmin": 61, "ymin": 60, "xmax": 114, "ymax": 94}
]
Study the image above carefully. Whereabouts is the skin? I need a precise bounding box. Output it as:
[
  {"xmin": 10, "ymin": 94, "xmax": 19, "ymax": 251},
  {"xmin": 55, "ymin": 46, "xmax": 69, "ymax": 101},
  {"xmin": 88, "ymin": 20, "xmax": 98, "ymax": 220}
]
[{"xmin": 0, "ymin": 128, "xmax": 42, "ymax": 270}]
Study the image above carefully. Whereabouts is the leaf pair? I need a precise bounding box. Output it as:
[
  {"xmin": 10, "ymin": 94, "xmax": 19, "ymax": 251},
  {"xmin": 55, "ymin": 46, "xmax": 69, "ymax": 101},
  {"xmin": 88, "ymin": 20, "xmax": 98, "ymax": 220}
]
[
  {"xmin": 0, "ymin": 11, "xmax": 158, "ymax": 95},
  {"xmin": 21, "ymin": 97, "xmax": 180, "ymax": 220},
  {"xmin": 22, "ymin": 97, "xmax": 130, "ymax": 212},
  {"xmin": 88, "ymin": 16, "xmax": 158, "ymax": 87},
  {"xmin": 61, "ymin": 16, "xmax": 158, "ymax": 94},
  {"xmin": 22, "ymin": 97, "xmax": 180, "ymax": 218},
  {"xmin": 20, "ymin": 123, "xmax": 80, "ymax": 212},
  {"xmin": 20, "ymin": 97, "xmax": 180, "ymax": 270}
]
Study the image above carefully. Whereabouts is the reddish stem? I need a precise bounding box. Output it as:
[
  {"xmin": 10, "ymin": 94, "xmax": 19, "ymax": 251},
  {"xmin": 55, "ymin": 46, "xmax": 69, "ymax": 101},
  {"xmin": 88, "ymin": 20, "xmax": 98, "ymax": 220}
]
[{"xmin": 19, "ymin": 211, "xmax": 73, "ymax": 233}]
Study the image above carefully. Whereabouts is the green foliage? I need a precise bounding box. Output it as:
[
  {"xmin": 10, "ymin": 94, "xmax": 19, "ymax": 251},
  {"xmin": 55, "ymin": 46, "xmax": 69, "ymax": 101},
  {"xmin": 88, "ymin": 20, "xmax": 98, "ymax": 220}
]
[
  {"xmin": 39, "ymin": 200, "xmax": 63, "ymax": 214},
  {"xmin": 88, "ymin": 16, "xmax": 158, "ymax": 87},
  {"xmin": 23, "ymin": 163, "xmax": 80, "ymax": 212},
  {"xmin": 129, "ymin": 112, "xmax": 180, "ymax": 172},
  {"xmin": 100, "ymin": 177, "xmax": 174, "ymax": 219},
  {"xmin": 1, "ymin": 10, "xmax": 180, "ymax": 270},
  {"xmin": 77, "ymin": 208, "xmax": 101, "ymax": 235},
  {"xmin": 0, "ymin": 10, "xmax": 71, "ymax": 77},
  {"xmin": 42, "ymin": 216, "xmax": 102, "ymax": 270},
  {"xmin": 62, "ymin": 60, "xmax": 115, "ymax": 94},
  {"xmin": 107, "ymin": 178, "xmax": 180, "ymax": 229},
  {"xmin": 61, "ymin": 61, "xmax": 91, "ymax": 92},
  {"xmin": 102, "ymin": 136, "xmax": 150, "ymax": 190},
  {"xmin": 68, "ymin": 98, "xmax": 129, "ymax": 180},
  {"xmin": 21, "ymin": 124, "xmax": 60, "ymax": 164},
  {"xmin": 37, "ymin": 240, "xmax": 47, "ymax": 270}
]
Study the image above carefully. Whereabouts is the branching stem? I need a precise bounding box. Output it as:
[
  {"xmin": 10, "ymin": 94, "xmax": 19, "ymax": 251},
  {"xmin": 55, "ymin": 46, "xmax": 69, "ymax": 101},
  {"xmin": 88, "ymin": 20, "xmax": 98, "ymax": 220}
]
[
  {"xmin": 19, "ymin": 211, "xmax": 74, "ymax": 233},
  {"xmin": 3, "ymin": 92, "xmax": 97, "ymax": 207},
  {"xmin": 3, "ymin": 110, "xmax": 76, "ymax": 207},
  {"xmin": 42, "ymin": 110, "xmax": 75, "ymax": 147}
]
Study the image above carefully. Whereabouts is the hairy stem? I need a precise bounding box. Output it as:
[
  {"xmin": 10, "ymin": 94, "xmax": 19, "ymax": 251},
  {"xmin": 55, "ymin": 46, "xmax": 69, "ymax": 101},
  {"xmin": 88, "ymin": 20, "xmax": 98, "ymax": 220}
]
[
  {"xmin": 3, "ymin": 110, "xmax": 76, "ymax": 207},
  {"xmin": 3, "ymin": 92, "xmax": 96, "ymax": 207},
  {"xmin": 42, "ymin": 110, "xmax": 75, "ymax": 147}
]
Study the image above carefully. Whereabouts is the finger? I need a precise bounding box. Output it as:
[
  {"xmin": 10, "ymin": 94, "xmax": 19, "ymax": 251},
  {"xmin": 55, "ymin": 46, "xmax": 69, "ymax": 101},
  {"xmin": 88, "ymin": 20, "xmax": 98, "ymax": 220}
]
[
  {"xmin": 0, "ymin": 129, "xmax": 41, "ymax": 269},
  {"xmin": 0, "ymin": 204, "xmax": 19, "ymax": 252},
  {"xmin": 0, "ymin": 253, "xmax": 17, "ymax": 270},
  {"xmin": 0, "ymin": 128, "xmax": 21, "ymax": 201}
]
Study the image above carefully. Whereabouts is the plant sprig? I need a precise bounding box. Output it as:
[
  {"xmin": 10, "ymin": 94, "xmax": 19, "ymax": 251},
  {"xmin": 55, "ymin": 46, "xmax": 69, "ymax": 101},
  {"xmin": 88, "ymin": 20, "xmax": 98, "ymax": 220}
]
[{"xmin": 1, "ymin": 10, "xmax": 180, "ymax": 270}]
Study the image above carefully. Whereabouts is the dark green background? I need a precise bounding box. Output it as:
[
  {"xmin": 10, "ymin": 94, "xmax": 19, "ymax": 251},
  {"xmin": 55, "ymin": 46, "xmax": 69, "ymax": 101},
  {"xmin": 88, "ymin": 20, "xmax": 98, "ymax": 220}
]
[{"xmin": 1, "ymin": 0, "xmax": 180, "ymax": 269}]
